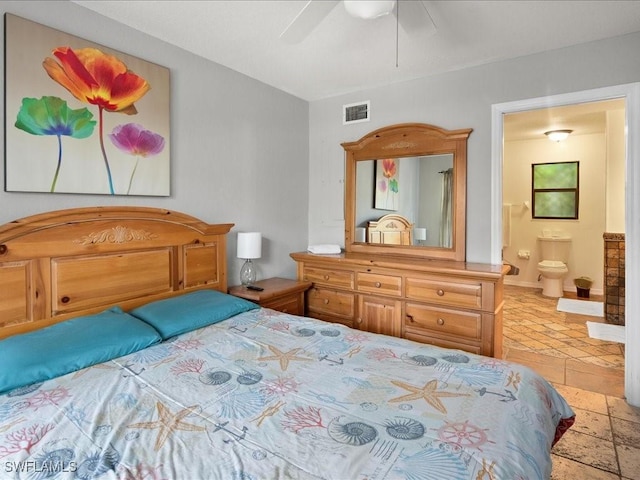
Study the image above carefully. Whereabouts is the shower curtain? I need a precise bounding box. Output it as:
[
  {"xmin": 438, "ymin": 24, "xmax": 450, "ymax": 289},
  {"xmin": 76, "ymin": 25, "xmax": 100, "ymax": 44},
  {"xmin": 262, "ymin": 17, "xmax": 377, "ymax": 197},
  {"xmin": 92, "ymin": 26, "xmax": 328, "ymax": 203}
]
[{"xmin": 440, "ymin": 168, "xmax": 453, "ymax": 248}]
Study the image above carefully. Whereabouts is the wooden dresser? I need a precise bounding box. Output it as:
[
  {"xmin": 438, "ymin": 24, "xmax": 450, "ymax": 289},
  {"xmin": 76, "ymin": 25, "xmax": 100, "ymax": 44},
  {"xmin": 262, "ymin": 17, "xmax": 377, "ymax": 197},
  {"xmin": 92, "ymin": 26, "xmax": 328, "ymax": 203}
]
[{"xmin": 291, "ymin": 252, "xmax": 508, "ymax": 358}]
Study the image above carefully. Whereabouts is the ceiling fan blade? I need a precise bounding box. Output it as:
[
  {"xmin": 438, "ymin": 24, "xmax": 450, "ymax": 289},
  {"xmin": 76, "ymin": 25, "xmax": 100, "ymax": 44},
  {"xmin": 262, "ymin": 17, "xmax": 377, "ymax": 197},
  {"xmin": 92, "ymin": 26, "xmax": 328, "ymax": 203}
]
[
  {"xmin": 396, "ymin": 0, "xmax": 436, "ymax": 36},
  {"xmin": 280, "ymin": 0, "xmax": 340, "ymax": 44}
]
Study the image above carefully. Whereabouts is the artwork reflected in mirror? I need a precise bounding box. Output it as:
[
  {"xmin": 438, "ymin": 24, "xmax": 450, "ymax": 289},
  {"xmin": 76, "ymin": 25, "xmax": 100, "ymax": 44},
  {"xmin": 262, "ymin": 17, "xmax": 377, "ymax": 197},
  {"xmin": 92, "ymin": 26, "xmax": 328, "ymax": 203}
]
[
  {"xmin": 374, "ymin": 158, "xmax": 399, "ymax": 210},
  {"xmin": 356, "ymin": 154, "xmax": 454, "ymax": 248}
]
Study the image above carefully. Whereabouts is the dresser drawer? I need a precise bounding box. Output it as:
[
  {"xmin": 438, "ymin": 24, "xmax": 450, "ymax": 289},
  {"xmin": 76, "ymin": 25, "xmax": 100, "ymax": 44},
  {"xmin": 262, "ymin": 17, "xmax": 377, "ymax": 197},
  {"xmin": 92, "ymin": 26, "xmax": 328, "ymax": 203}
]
[
  {"xmin": 302, "ymin": 266, "xmax": 354, "ymax": 289},
  {"xmin": 307, "ymin": 286, "xmax": 355, "ymax": 320},
  {"xmin": 405, "ymin": 276, "xmax": 482, "ymax": 309},
  {"xmin": 356, "ymin": 272, "xmax": 402, "ymax": 297},
  {"xmin": 404, "ymin": 303, "xmax": 482, "ymax": 341}
]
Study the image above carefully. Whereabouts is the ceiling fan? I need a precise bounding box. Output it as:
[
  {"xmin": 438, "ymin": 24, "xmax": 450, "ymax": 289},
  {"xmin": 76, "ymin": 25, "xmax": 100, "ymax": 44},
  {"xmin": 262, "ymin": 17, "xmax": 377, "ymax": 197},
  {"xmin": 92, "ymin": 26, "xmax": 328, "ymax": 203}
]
[{"xmin": 280, "ymin": 0, "xmax": 436, "ymax": 44}]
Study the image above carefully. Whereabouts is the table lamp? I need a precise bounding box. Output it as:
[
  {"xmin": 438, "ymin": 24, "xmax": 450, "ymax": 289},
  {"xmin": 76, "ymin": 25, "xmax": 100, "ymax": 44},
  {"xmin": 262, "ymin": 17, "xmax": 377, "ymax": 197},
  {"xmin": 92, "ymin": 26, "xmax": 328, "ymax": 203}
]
[
  {"xmin": 414, "ymin": 227, "xmax": 427, "ymax": 246},
  {"xmin": 237, "ymin": 232, "xmax": 262, "ymax": 286}
]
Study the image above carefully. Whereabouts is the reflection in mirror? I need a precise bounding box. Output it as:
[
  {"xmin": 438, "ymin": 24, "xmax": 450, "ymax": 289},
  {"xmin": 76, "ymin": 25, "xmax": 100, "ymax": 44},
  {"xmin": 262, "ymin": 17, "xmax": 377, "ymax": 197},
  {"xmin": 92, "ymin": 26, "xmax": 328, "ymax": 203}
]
[
  {"xmin": 343, "ymin": 123, "xmax": 471, "ymax": 261},
  {"xmin": 355, "ymin": 155, "xmax": 454, "ymax": 247}
]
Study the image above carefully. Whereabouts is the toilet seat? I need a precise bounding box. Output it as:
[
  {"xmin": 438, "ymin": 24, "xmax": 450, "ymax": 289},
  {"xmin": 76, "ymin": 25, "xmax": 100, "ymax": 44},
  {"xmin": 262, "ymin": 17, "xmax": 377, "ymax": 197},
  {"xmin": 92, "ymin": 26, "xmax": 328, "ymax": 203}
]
[{"xmin": 537, "ymin": 260, "xmax": 567, "ymax": 270}]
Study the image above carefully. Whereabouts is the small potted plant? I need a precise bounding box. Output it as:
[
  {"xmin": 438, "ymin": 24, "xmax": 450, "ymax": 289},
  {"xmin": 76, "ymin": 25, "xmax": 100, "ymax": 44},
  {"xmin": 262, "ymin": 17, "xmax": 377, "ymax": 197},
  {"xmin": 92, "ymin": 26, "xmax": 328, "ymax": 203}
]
[{"xmin": 574, "ymin": 276, "xmax": 593, "ymax": 298}]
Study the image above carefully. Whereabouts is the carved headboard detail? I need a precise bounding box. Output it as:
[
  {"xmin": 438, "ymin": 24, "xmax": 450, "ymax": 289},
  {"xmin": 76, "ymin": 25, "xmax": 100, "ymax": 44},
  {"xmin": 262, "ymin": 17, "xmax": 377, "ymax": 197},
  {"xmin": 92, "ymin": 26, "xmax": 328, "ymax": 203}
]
[
  {"xmin": 0, "ymin": 207, "xmax": 233, "ymax": 339},
  {"xmin": 367, "ymin": 214, "xmax": 414, "ymax": 245}
]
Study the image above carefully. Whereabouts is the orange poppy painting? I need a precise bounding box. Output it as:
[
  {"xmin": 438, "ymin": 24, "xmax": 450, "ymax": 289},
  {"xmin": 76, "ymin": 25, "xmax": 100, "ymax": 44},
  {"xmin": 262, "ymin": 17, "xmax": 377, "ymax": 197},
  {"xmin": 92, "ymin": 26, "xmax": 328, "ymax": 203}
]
[{"xmin": 4, "ymin": 14, "xmax": 170, "ymax": 196}]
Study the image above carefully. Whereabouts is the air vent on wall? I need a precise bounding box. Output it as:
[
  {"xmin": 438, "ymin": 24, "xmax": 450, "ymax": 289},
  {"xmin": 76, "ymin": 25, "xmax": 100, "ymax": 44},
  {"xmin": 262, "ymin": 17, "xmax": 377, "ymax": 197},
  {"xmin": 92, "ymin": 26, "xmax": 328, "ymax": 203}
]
[{"xmin": 343, "ymin": 100, "xmax": 370, "ymax": 125}]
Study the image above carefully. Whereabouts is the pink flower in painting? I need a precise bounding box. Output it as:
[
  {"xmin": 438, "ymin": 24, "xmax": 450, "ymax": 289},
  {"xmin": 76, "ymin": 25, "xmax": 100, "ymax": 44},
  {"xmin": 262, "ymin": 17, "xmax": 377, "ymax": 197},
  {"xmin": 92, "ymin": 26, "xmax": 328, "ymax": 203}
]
[
  {"xmin": 109, "ymin": 123, "xmax": 165, "ymax": 157},
  {"xmin": 378, "ymin": 179, "xmax": 388, "ymax": 193},
  {"xmin": 109, "ymin": 123, "xmax": 165, "ymax": 194}
]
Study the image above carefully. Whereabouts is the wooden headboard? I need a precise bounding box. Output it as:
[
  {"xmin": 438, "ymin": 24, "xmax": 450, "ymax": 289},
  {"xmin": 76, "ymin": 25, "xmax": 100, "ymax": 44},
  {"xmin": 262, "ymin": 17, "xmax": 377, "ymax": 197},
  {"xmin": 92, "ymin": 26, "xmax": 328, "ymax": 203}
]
[
  {"xmin": 367, "ymin": 214, "xmax": 413, "ymax": 245},
  {"xmin": 0, "ymin": 207, "xmax": 233, "ymax": 339}
]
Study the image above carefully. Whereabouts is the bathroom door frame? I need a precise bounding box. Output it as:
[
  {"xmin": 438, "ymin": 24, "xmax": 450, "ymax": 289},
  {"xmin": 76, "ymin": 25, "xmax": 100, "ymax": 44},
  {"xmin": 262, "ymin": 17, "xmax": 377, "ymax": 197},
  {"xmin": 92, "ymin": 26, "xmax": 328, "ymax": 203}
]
[{"xmin": 491, "ymin": 83, "xmax": 640, "ymax": 406}]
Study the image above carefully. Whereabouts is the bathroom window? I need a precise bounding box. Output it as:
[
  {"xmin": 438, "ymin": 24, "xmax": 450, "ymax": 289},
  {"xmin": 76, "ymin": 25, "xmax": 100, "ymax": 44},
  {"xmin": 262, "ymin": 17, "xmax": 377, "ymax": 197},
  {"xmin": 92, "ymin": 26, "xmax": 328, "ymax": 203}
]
[{"xmin": 531, "ymin": 161, "xmax": 579, "ymax": 219}]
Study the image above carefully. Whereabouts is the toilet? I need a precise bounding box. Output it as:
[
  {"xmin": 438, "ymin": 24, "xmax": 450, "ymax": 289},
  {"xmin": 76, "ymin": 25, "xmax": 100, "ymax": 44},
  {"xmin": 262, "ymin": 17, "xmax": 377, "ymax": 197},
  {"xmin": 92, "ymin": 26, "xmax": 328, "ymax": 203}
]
[{"xmin": 537, "ymin": 232, "xmax": 572, "ymax": 298}]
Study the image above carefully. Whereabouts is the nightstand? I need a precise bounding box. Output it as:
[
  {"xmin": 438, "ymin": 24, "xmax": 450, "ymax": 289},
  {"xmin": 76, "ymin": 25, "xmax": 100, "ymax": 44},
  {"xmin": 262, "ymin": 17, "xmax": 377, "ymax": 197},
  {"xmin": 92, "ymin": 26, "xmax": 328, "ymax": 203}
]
[{"xmin": 228, "ymin": 277, "xmax": 312, "ymax": 315}]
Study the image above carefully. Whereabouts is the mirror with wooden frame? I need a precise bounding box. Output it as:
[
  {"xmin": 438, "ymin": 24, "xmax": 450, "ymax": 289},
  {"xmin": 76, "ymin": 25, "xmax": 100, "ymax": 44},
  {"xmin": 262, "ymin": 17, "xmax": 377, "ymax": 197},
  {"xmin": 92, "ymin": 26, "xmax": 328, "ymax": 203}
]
[{"xmin": 342, "ymin": 123, "xmax": 472, "ymax": 261}]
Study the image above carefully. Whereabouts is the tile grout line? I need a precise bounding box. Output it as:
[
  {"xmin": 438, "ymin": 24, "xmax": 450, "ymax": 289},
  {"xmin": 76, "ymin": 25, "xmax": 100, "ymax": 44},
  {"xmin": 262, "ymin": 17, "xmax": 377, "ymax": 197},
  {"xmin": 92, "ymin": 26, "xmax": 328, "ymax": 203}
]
[{"xmin": 606, "ymin": 395, "xmax": 624, "ymax": 478}]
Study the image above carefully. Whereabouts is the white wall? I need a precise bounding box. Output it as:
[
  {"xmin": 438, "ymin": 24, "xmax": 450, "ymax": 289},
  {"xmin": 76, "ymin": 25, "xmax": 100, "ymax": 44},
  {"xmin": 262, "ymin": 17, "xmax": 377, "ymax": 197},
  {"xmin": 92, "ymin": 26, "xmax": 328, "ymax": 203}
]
[
  {"xmin": 0, "ymin": 1, "xmax": 310, "ymax": 283},
  {"xmin": 502, "ymin": 134, "xmax": 608, "ymax": 294},
  {"xmin": 607, "ymin": 109, "xmax": 626, "ymax": 232},
  {"xmin": 308, "ymin": 31, "xmax": 640, "ymax": 264}
]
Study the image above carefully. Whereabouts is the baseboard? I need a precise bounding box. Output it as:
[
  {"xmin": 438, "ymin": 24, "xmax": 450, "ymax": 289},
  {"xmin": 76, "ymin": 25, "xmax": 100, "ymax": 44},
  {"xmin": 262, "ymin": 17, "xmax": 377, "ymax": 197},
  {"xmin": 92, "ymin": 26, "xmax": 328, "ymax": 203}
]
[{"xmin": 503, "ymin": 278, "xmax": 603, "ymax": 296}]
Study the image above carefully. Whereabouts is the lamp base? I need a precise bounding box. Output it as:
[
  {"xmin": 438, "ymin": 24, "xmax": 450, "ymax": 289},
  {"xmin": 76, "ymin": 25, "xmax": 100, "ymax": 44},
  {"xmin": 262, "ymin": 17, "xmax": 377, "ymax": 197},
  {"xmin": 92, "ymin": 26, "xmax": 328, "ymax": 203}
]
[{"xmin": 240, "ymin": 259, "xmax": 257, "ymax": 286}]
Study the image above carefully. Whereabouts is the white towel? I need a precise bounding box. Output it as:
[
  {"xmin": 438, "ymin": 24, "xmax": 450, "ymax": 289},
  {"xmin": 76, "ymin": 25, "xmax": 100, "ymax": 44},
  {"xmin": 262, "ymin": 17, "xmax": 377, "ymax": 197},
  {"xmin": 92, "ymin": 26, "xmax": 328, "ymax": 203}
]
[{"xmin": 307, "ymin": 244, "xmax": 341, "ymax": 254}]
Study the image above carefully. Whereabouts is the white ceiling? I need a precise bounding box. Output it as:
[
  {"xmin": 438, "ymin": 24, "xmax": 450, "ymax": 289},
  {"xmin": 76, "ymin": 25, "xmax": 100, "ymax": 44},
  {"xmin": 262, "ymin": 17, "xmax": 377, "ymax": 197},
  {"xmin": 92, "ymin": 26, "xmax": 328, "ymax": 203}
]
[{"xmin": 73, "ymin": 0, "xmax": 640, "ymax": 102}]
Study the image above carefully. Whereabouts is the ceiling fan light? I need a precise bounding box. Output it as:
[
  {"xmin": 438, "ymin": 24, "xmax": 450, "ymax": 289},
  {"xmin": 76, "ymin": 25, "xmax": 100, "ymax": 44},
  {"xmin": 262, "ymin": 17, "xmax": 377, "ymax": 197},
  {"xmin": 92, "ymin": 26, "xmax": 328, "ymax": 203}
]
[
  {"xmin": 344, "ymin": 0, "xmax": 396, "ymax": 20},
  {"xmin": 544, "ymin": 129, "xmax": 573, "ymax": 142}
]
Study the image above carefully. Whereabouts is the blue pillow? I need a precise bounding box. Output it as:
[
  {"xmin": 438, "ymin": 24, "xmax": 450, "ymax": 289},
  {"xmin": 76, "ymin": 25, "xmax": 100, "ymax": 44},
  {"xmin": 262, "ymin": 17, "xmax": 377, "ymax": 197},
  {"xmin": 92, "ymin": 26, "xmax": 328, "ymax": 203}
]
[
  {"xmin": 0, "ymin": 307, "xmax": 161, "ymax": 395},
  {"xmin": 130, "ymin": 289, "xmax": 259, "ymax": 340}
]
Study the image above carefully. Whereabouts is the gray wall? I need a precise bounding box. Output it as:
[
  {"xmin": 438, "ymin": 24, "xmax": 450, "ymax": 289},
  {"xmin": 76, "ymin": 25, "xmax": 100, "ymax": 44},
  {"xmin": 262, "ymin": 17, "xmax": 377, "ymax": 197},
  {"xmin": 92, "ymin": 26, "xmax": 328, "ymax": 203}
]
[
  {"xmin": 308, "ymin": 31, "xmax": 640, "ymax": 263},
  {"xmin": 0, "ymin": 1, "xmax": 309, "ymax": 283}
]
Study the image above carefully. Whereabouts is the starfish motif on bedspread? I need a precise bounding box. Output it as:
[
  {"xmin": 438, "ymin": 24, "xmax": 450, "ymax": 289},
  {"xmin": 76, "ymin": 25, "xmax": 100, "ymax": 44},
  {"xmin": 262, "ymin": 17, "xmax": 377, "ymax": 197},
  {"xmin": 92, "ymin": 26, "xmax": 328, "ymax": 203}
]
[
  {"xmin": 128, "ymin": 402, "xmax": 205, "ymax": 451},
  {"xmin": 257, "ymin": 345, "xmax": 313, "ymax": 371},
  {"xmin": 389, "ymin": 379, "xmax": 470, "ymax": 414}
]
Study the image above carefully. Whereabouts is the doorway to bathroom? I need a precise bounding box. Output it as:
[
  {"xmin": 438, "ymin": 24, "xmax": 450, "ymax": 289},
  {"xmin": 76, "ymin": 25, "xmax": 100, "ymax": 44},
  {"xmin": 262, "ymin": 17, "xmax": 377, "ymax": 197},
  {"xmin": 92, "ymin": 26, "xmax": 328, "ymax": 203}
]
[{"xmin": 491, "ymin": 83, "xmax": 640, "ymax": 406}]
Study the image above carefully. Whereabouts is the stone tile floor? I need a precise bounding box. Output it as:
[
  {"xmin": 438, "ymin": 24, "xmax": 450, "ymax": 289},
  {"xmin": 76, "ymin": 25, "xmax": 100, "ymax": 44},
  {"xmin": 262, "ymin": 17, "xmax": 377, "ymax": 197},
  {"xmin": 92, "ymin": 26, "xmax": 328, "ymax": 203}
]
[
  {"xmin": 502, "ymin": 286, "xmax": 638, "ymax": 479},
  {"xmin": 550, "ymin": 384, "xmax": 640, "ymax": 479}
]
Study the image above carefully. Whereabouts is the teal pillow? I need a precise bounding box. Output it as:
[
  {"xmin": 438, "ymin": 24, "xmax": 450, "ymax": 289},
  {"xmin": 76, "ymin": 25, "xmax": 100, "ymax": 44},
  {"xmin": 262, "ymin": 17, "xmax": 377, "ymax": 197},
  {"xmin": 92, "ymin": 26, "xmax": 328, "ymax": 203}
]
[
  {"xmin": 0, "ymin": 307, "xmax": 162, "ymax": 395},
  {"xmin": 130, "ymin": 289, "xmax": 259, "ymax": 340}
]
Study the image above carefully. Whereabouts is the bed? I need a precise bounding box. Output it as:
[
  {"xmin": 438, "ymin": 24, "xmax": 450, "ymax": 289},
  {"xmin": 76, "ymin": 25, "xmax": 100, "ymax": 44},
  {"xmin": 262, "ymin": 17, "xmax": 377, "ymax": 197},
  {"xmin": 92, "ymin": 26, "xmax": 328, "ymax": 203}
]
[{"xmin": 0, "ymin": 207, "xmax": 574, "ymax": 480}]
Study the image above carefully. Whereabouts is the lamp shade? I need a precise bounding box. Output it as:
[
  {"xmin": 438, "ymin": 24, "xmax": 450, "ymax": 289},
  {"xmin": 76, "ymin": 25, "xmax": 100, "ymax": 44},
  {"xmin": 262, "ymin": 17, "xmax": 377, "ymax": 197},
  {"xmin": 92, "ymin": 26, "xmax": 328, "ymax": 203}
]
[
  {"xmin": 237, "ymin": 232, "xmax": 262, "ymax": 259},
  {"xmin": 414, "ymin": 227, "xmax": 427, "ymax": 241}
]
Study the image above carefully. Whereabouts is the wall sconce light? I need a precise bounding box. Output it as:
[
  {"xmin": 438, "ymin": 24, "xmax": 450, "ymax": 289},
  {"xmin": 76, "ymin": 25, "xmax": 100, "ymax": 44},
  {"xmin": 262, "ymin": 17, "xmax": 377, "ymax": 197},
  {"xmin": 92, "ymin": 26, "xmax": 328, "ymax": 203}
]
[
  {"xmin": 237, "ymin": 232, "xmax": 262, "ymax": 286},
  {"xmin": 344, "ymin": 0, "xmax": 396, "ymax": 19},
  {"xmin": 544, "ymin": 129, "xmax": 572, "ymax": 142}
]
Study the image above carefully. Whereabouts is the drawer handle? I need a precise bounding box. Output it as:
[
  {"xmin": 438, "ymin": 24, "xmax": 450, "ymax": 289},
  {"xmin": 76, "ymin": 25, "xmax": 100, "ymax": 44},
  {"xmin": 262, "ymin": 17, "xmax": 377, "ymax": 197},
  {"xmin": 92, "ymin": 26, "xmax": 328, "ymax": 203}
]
[
  {"xmin": 324, "ymin": 299, "xmax": 329, "ymax": 304},
  {"xmin": 437, "ymin": 318, "xmax": 445, "ymax": 326},
  {"xmin": 356, "ymin": 317, "xmax": 363, "ymax": 324},
  {"xmin": 406, "ymin": 314, "xmax": 414, "ymax": 323},
  {"xmin": 324, "ymin": 275, "xmax": 330, "ymax": 280},
  {"xmin": 375, "ymin": 282, "xmax": 381, "ymax": 288},
  {"xmin": 437, "ymin": 289, "xmax": 445, "ymax": 296}
]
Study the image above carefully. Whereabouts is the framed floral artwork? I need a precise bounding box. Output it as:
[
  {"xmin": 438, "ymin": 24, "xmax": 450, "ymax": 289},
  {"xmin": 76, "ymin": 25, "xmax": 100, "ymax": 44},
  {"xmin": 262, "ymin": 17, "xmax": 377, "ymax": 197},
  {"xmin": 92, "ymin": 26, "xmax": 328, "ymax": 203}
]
[
  {"xmin": 374, "ymin": 158, "xmax": 399, "ymax": 210},
  {"xmin": 4, "ymin": 14, "xmax": 170, "ymax": 196}
]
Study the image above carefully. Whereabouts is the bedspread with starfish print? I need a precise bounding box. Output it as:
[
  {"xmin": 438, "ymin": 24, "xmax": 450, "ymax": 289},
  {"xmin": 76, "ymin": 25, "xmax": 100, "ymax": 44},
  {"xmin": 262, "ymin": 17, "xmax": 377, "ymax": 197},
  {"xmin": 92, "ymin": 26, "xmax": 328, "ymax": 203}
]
[{"xmin": 0, "ymin": 307, "xmax": 575, "ymax": 479}]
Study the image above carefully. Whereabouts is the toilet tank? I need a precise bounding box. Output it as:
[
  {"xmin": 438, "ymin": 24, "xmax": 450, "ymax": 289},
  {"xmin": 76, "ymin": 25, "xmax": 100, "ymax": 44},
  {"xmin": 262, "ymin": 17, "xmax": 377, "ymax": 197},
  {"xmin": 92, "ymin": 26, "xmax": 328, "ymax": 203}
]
[{"xmin": 538, "ymin": 234, "xmax": 571, "ymax": 262}]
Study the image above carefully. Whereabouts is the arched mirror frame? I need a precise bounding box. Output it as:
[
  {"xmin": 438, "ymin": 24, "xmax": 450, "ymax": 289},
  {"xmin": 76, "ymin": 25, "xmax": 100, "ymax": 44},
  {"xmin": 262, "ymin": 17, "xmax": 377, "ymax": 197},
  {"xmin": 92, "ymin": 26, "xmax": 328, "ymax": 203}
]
[{"xmin": 343, "ymin": 123, "xmax": 472, "ymax": 261}]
